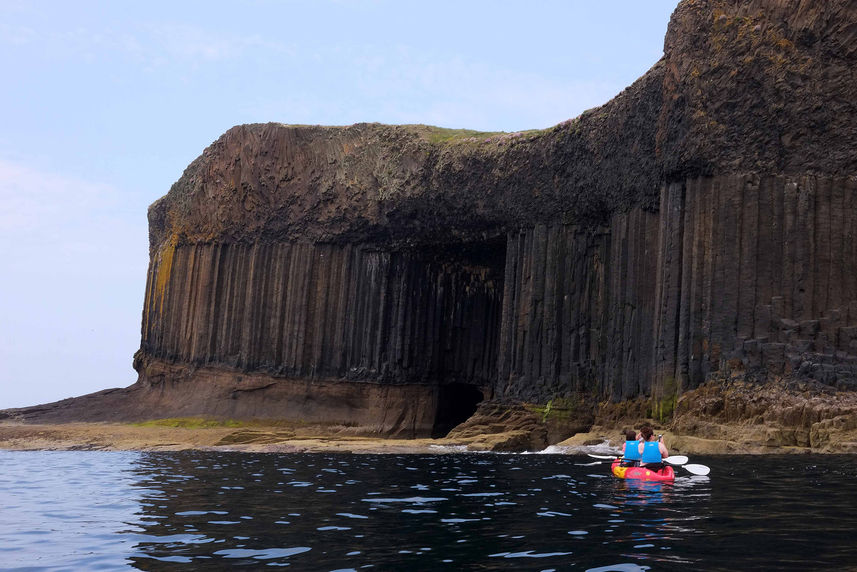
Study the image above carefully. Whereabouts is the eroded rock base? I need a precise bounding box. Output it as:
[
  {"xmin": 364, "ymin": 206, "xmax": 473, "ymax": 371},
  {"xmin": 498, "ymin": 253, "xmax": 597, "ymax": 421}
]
[
  {"xmin": 1, "ymin": 359, "xmax": 489, "ymax": 439},
  {"xmin": 671, "ymin": 376, "xmax": 857, "ymax": 453}
]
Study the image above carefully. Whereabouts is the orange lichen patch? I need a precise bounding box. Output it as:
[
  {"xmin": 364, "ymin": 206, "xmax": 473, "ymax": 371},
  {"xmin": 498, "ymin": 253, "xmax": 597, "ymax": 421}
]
[
  {"xmin": 154, "ymin": 234, "xmax": 178, "ymax": 310},
  {"xmin": 775, "ymin": 36, "xmax": 794, "ymax": 51}
]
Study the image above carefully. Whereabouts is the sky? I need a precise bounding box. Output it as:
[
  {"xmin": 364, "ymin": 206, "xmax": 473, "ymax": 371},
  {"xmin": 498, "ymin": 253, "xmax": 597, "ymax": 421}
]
[{"xmin": 0, "ymin": 1, "xmax": 678, "ymax": 409}]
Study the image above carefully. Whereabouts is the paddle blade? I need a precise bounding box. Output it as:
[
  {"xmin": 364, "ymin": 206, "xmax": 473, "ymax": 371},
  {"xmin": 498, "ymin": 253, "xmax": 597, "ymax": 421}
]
[
  {"xmin": 663, "ymin": 455, "xmax": 689, "ymax": 465},
  {"xmin": 683, "ymin": 463, "xmax": 711, "ymax": 476},
  {"xmin": 587, "ymin": 454, "xmax": 617, "ymax": 460}
]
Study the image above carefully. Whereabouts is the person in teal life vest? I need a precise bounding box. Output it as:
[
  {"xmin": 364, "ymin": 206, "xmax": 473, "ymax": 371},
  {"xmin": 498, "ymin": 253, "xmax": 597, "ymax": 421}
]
[
  {"xmin": 637, "ymin": 425, "xmax": 669, "ymax": 471},
  {"xmin": 619, "ymin": 429, "xmax": 642, "ymax": 466}
]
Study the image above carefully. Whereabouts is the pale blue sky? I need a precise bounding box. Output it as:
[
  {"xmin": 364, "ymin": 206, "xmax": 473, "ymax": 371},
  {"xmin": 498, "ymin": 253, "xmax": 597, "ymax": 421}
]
[{"xmin": 0, "ymin": 1, "xmax": 678, "ymax": 409}]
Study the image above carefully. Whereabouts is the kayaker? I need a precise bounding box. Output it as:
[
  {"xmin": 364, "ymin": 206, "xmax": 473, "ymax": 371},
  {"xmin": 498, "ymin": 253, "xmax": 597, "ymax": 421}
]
[
  {"xmin": 619, "ymin": 430, "xmax": 642, "ymax": 466},
  {"xmin": 637, "ymin": 426, "xmax": 669, "ymax": 470}
]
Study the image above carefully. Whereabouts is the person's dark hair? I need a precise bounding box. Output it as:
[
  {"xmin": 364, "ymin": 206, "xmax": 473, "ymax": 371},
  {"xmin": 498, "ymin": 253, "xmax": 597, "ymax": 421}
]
[
  {"xmin": 640, "ymin": 425, "xmax": 654, "ymax": 440},
  {"xmin": 625, "ymin": 429, "xmax": 637, "ymax": 441}
]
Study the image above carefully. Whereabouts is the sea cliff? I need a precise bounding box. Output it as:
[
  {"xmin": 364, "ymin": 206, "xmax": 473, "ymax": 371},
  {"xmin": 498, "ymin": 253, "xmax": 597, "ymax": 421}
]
[{"xmin": 4, "ymin": 0, "xmax": 857, "ymax": 452}]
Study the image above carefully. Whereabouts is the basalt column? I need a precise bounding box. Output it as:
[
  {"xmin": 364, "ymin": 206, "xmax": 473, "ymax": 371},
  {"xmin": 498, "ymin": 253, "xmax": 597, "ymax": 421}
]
[
  {"xmin": 497, "ymin": 213, "xmax": 662, "ymax": 403},
  {"xmin": 657, "ymin": 174, "xmax": 857, "ymax": 396},
  {"xmin": 498, "ymin": 174, "xmax": 857, "ymax": 408},
  {"xmin": 136, "ymin": 239, "xmax": 505, "ymax": 435}
]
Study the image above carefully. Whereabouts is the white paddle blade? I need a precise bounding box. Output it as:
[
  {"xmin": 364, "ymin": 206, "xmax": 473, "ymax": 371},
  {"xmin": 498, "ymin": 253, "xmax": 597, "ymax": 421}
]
[
  {"xmin": 587, "ymin": 454, "xmax": 617, "ymax": 460},
  {"xmin": 663, "ymin": 455, "xmax": 689, "ymax": 465},
  {"xmin": 683, "ymin": 463, "xmax": 711, "ymax": 476}
]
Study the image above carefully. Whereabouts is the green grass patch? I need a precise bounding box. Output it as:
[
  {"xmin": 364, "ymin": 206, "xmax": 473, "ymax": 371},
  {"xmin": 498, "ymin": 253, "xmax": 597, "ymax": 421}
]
[
  {"xmin": 653, "ymin": 394, "xmax": 677, "ymax": 423},
  {"xmin": 131, "ymin": 417, "xmax": 245, "ymax": 429},
  {"xmin": 420, "ymin": 126, "xmax": 501, "ymax": 144},
  {"xmin": 650, "ymin": 375, "xmax": 679, "ymax": 422},
  {"xmin": 526, "ymin": 396, "xmax": 588, "ymax": 423}
]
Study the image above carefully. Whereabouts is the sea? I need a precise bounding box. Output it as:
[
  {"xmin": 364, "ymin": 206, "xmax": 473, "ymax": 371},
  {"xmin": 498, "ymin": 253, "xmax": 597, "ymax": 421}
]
[{"xmin": 1, "ymin": 449, "xmax": 855, "ymax": 571}]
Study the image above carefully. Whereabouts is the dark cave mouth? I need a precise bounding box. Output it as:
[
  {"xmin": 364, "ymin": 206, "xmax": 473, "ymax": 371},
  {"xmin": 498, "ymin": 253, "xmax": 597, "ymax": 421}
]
[
  {"xmin": 432, "ymin": 383, "xmax": 484, "ymax": 438},
  {"xmin": 422, "ymin": 237, "xmax": 504, "ymax": 438}
]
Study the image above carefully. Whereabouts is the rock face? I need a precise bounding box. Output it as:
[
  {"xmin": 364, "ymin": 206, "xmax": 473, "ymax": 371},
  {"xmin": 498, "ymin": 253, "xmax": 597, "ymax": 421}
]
[
  {"xmin": 11, "ymin": 0, "xmax": 857, "ymax": 442},
  {"xmin": 670, "ymin": 376, "xmax": 857, "ymax": 453}
]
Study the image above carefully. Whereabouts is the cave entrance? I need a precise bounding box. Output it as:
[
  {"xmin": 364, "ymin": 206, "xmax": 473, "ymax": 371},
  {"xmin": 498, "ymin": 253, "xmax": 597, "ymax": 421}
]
[{"xmin": 432, "ymin": 383, "xmax": 484, "ymax": 438}]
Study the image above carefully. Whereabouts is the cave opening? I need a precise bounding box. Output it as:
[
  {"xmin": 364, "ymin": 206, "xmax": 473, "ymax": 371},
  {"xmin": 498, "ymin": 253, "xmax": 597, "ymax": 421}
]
[
  {"xmin": 422, "ymin": 237, "xmax": 504, "ymax": 438},
  {"xmin": 432, "ymin": 383, "xmax": 484, "ymax": 438}
]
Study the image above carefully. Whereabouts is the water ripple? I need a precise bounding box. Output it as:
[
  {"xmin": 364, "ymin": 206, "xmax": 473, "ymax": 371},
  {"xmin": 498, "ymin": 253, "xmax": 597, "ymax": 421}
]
[{"xmin": 2, "ymin": 451, "xmax": 857, "ymax": 569}]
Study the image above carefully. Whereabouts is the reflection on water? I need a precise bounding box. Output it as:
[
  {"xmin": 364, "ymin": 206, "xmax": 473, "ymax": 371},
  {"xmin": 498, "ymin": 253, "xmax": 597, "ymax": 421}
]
[
  {"xmin": 0, "ymin": 451, "xmax": 142, "ymax": 569},
  {"xmin": 1, "ymin": 451, "xmax": 856, "ymax": 570}
]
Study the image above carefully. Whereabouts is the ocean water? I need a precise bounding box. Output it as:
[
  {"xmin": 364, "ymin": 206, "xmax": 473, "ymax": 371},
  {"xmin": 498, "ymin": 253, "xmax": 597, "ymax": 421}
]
[{"xmin": 1, "ymin": 450, "xmax": 855, "ymax": 571}]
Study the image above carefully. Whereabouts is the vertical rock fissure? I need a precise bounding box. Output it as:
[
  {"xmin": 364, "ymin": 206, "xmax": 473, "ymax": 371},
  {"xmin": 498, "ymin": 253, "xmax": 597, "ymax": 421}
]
[{"xmin": 672, "ymin": 181, "xmax": 687, "ymax": 395}]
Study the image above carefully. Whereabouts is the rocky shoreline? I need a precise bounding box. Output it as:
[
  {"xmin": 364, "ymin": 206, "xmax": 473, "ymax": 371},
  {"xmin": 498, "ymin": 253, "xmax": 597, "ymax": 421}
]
[
  {"xmin": 0, "ymin": 422, "xmax": 845, "ymax": 455},
  {"xmin": 3, "ymin": 378, "xmax": 855, "ymax": 454}
]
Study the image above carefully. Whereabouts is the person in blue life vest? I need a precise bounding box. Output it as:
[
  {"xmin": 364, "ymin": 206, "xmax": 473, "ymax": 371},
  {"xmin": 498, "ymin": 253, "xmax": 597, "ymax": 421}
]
[
  {"xmin": 637, "ymin": 425, "xmax": 669, "ymax": 471},
  {"xmin": 619, "ymin": 429, "xmax": 642, "ymax": 466}
]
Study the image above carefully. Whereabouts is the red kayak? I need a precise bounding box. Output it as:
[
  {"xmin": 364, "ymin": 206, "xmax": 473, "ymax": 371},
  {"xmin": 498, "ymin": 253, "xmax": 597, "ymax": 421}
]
[{"xmin": 611, "ymin": 460, "xmax": 675, "ymax": 483}]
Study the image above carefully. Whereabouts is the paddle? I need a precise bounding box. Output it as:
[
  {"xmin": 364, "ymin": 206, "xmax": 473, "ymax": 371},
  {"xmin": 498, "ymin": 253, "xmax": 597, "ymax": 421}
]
[
  {"xmin": 681, "ymin": 463, "xmax": 711, "ymax": 476},
  {"xmin": 586, "ymin": 453, "xmax": 688, "ymax": 465},
  {"xmin": 586, "ymin": 453, "xmax": 710, "ymax": 476}
]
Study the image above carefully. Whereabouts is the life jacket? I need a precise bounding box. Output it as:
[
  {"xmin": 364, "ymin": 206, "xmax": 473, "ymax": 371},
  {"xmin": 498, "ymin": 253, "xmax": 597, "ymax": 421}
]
[
  {"xmin": 641, "ymin": 440, "xmax": 662, "ymax": 464},
  {"xmin": 623, "ymin": 440, "xmax": 642, "ymax": 461}
]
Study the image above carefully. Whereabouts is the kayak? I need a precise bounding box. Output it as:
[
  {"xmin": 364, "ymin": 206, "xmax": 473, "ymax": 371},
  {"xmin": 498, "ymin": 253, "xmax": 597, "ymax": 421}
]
[{"xmin": 611, "ymin": 460, "xmax": 675, "ymax": 482}]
